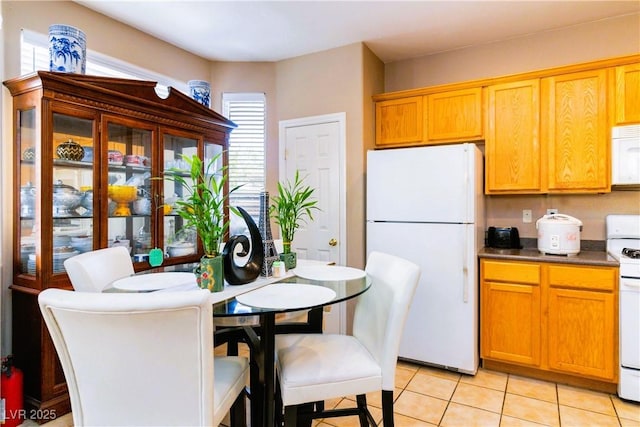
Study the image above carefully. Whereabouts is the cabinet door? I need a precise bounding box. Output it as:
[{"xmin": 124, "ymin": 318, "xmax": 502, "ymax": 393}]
[
  {"xmin": 547, "ymin": 287, "xmax": 616, "ymax": 380},
  {"xmin": 613, "ymin": 63, "xmax": 640, "ymax": 125},
  {"xmin": 375, "ymin": 96, "xmax": 424, "ymax": 147},
  {"xmin": 103, "ymin": 117, "xmax": 155, "ymax": 264},
  {"xmin": 481, "ymin": 260, "xmax": 542, "ymax": 367},
  {"xmin": 485, "ymin": 79, "xmax": 542, "ymax": 194},
  {"xmin": 547, "ymin": 265, "xmax": 617, "ymax": 380},
  {"xmin": 542, "ymin": 70, "xmax": 609, "ymax": 192},
  {"xmin": 50, "ymin": 110, "xmax": 96, "ymax": 281},
  {"xmin": 481, "ymin": 281, "xmax": 541, "ymax": 366},
  {"xmin": 427, "ymin": 88, "xmax": 483, "ymax": 142},
  {"xmin": 162, "ymin": 130, "xmax": 202, "ymax": 258},
  {"xmin": 17, "ymin": 107, "xmax": 38, "ymax": 284}
]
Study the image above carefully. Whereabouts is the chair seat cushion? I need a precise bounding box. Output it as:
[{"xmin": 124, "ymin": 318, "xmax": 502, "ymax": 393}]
[
  {"xmin": 213, "ymin": 356, "xmax": 249, "ymax": 425},
  {"xmin": 276, "ymin": 334, "xmax": 382, "ymax": 406}
]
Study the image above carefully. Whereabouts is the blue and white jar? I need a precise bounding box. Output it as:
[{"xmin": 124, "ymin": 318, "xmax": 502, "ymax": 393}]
[
  {"xmin": 49, "ymin": 24, "xmax": 86, "ymax": 74},
  {"xmin": 188, "ymin": 80, "xmax": 211, "ymax": 107}
]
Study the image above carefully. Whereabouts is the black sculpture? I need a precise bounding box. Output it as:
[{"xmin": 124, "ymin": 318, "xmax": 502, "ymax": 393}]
[
  {"xmin": 258, "ymin": 191, "xmax": 279, "ymax": 276},
  {"xmin": 222, "ymin": 206, "xmax": 264, "ymax": 285}
]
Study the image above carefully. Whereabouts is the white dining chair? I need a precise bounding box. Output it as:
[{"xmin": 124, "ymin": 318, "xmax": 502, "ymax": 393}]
[
  {"xmin": 38, "ymin": 288, "xmax": 249, "ymax": 427},
  {"xmin": 274, "ymin": 251, "xmax": 421, "ymax": 426},
  {"xmin": 63, "ymin": 246, "xmax": 134, "ymax": 292}
]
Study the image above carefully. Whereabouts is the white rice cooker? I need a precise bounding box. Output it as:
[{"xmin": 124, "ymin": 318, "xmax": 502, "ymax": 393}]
[{"xmin": 536, "ymin": 214, "xmax": 583, "ymax": 255}]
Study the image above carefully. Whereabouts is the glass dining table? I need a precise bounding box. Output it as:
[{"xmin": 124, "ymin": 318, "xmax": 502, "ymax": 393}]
[{"xmin": 105, "ymin": 259, "xmax": 371, "ymax": 427}]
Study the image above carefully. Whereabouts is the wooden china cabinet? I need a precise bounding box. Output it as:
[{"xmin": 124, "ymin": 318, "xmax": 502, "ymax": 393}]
[{"xmin": 3, "ymin": 71, "xmax": 235, "ymax": 420}]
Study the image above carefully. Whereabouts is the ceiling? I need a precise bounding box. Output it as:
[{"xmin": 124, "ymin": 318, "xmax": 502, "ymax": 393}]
[{"xmin": 75, "ymin": 1, "xmax": 640, "ymax": 64}]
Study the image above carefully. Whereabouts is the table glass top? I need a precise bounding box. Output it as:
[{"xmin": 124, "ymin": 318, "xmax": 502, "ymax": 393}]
[
  {"xmin": 105, "ymin": 261, "xmax": 371, "ymax": 316},
  {"xmin": 211, "ymin": 273, "xmax": 371, "ymax": 317}
]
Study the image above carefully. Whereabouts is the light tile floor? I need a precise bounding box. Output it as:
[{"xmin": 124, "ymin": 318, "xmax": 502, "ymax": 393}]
[
  {"xmin": 311, "ymin": 360, "xmax": 640, "ymax": 427},
  {"xmin": 27, "ymin": 353, "xmax": 640, "ymax": 427}
]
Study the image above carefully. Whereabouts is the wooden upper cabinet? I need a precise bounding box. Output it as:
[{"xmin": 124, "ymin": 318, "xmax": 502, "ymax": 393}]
[
  {"xmin": 427, "ymin": 87, "xmax": 483, "ymax": 143},
  {"xmin": 613, "ymin": 63, "xmax": 640, "ymax": 125},
  {"xmin": 375, "ymin": 96, "xmax": 425, "ymax": 147},
  {"xmin": 542, "ymin": 69, "xmax": 610, "ymax": 193},
  {"xmin": 485, "ymin": 79, "xmax": 542, "ymax": 194}
]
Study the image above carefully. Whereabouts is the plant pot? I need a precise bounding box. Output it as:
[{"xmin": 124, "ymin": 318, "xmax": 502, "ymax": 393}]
[
  {"xmin": 280, "ymin": 251, "xmax": 297, "ymax": 270},
  {"xmin": 195, "ymin": 255, "xmax": 224, "ymax": 292}
]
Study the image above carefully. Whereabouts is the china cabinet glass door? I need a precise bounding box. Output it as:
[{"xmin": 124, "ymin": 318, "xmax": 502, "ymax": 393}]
[
  {"xmin": 18, "ymin": 108, "xmax": 37, "ymax": 276},
  {"xmin": 105, "ymin": 119, "xmax": 154, "ymax": 263},
  {"xmin": 162, "ymin": 132, "xmax": 199, "ymax": 258},
  {"xmin": 50, "ymin": 113, "xmax": 95, "ymax": 275}
]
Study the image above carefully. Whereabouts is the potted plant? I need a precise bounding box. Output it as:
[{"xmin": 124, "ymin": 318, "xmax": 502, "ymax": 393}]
[
  {"xmin": 162, "ymin": 152, "xmax": 238, "ymax": 292},
  {"xmin": 270, "ymin": 171, "xmax": 319, "ymax": 269}
]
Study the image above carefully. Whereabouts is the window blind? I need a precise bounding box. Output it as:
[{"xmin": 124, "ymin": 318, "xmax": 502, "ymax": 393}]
[{"xmin": 222, "ymin": 93, "xmax": 266, "ymax": 231}]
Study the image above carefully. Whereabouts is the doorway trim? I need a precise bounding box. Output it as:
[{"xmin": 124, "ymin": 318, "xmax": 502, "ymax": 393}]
[{"xmin": 278, "ymin": 112, "xmax": 347, "ymax": 267}]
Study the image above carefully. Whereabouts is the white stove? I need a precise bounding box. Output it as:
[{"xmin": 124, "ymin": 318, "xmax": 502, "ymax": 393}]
[{"xmin": 607, "ymin": 214, "xmax": 640, "ymax": 402}]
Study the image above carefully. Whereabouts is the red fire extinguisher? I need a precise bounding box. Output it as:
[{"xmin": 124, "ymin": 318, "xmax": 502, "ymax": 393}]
[{"xmin": 1, "ymin": 355, "xmax": 24, "ymax": 427}]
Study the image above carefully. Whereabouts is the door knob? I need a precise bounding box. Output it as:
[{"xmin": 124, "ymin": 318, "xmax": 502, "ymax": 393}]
[{"xmin": 329, "ymin": 238, "xmax": 337, "ymax": 246}]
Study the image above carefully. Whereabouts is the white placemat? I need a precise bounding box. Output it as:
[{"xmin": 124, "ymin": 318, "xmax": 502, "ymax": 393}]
[
  {"xmin": 235, "ymin": 284, "xmax": 337, "ymax": 309},
  {"xmin": 294, "ymin": 265, "xmax": 366, "ymax": 281},
  {"xmin": 111, "ymin": 272, "xmax": 197, "ymax": 292}
]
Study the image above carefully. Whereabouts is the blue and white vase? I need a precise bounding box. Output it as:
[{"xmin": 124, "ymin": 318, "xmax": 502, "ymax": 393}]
[
  {"xmin": 188, "ymin": 80, "xmax": 211, "ymax": 107},
  {"xmin": 49, "ymin": 24, "xmax": 86, "ymax": 74}
]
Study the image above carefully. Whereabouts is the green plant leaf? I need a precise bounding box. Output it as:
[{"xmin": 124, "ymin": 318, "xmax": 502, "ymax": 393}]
[
  {"xmin": 155, "ymin": 152, "xmax": 236, "ymax": 257},
  {"xmin": 270, "ymin": 170, "xmax": 320, "ymax": 250}
]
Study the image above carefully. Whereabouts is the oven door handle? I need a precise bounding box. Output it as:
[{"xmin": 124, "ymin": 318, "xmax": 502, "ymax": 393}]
[{"xmin": 621, "ymin": 278, "xmax": 640, "ymax": 289}]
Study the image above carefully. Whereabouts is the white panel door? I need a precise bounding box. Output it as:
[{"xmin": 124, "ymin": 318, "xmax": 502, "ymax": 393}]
[
  {"xmin": 280, "ymin": 113, "xmax": 346, "ymax": 333},
  {"xmin": 283, "ymin": 122, "xmax": 340, "ymax": 262}
]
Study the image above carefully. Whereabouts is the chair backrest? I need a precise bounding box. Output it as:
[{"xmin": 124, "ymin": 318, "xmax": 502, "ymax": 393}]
[
  {"xmin": 353, "ymin": 251, "xmax": 420, "ymax": 391},
  {"xmin": 63, "ymin": 246, "xmax": 134, "ymax": 292},
  {"xmin": 38, "ymin": 288, "xmax": 214, "ymax": 426}
]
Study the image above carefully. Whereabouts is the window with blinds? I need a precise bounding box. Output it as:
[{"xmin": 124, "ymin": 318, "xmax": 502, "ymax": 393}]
[
  {"xmin": 222, "ymin": 93, "xmax": 266, "ymax": 233},
  {"xmin": 20, "ymin": 29, "xmax": 187, "ymax": 97}
]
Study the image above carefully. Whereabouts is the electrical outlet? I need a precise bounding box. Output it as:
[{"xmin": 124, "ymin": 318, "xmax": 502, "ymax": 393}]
[
  {"xmin": 547, "ymin": 208, "xmax": 558, "ymax": 215},
  {"xmin": 523, "ymin": 209, "xmax": 532, "ymax": 223}
]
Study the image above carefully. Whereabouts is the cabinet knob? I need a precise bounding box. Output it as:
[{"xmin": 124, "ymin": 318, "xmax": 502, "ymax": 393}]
[{"xmin": 329, "ymin": 238, "xmax": 338, "ymax": 247}]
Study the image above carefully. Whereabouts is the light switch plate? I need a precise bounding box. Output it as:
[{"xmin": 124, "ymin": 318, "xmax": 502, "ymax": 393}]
[{"xmin": 523, "ymin": 209, "xmax": 532, "ymax": 223}]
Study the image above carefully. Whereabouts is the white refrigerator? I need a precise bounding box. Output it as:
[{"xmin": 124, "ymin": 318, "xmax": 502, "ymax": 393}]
[{"xmin": 366, "ymin": 143, "xmax": 484, "ymax": 374}]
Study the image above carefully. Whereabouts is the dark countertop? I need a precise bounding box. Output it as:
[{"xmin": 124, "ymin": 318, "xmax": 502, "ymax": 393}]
[{"xmin": 479, "ymin": 247, "xmax": 618, "ymax": 267}]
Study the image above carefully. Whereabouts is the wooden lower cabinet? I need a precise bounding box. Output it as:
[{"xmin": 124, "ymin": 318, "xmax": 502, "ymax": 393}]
[
  {"xmin": 547, "ymin": 264, "xmax": 617, "ymax": 380},
  {"xmin": 481, "ymin": 261, "xmax": 541, "ymax": 366},
  {"xmin": 12, "ymin": 291, "xmax": 71, "ymax": 421},
  {"xmin": 480, "ymin": 259, "xmax": 618, "ymax": 386}
]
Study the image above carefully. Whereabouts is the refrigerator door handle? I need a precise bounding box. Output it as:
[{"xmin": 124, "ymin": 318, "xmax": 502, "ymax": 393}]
[
  {"xmin": 462, "ymin": 267, "xmax": 469, "ymax": 303},
  {"xmin": 462, "ymin": 229, "xmax": 469, "ymax": 303}
]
